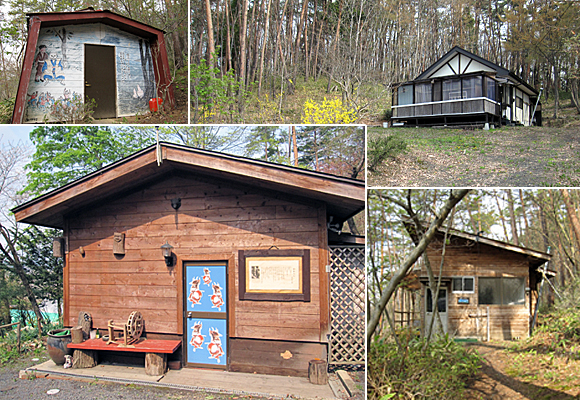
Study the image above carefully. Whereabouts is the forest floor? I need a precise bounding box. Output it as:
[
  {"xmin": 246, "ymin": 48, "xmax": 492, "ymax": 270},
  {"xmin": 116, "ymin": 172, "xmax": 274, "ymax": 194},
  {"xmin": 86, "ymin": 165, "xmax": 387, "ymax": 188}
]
[
  {"xmin": 463, "ymin": 341, "xmax": 580, "ymax": 400},
  {"xmin": 367, "ymin": 124, "xmax": 580, "ymax": 187}
]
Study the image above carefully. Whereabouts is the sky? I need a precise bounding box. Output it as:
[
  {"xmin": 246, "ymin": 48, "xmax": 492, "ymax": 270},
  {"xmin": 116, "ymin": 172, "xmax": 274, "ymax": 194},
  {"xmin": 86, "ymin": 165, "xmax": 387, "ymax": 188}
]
[{"xmin": 0, "ymin": 126, "xmax": 34, "ymax": 148}]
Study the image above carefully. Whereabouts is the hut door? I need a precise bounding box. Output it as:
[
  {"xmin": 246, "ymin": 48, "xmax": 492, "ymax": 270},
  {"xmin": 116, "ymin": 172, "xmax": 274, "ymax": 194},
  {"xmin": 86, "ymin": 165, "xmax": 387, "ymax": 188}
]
[
  {"xmin": 184, "ymin": 262, "xmax": 227, "ymax": 368},
  {"xmin": 426, "ymin": 288, "xmax": 448, "ymax": 334},
  {"xmin": 84, "ymin": 44, "xmax": 116, "ymax": 119}
]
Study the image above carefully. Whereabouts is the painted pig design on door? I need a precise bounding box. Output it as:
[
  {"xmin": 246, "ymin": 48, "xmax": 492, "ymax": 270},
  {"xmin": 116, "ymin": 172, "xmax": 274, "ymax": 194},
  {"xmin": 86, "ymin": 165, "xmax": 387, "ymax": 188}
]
[
  {"xmin": 188, "ymin": 277, "xmax": 203, "ymax": 307},
  {"xmin": 189, "ymin": 321, "xmax": 205, "ymax": 351},
  {"xmin": 202, "ymin": 268, "xmax": 212, "ymax": 286},
  {"xmin": 210, "ymin": 283, "xmax": 224, "ymax": 311},
  {"xmin": 207, "ymin": 328, "xmax": 224, "ymax": 362}
]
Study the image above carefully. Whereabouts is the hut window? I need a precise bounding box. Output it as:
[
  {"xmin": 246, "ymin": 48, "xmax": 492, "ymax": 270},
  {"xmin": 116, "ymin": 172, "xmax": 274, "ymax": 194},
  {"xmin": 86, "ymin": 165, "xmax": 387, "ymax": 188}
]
[
  {"xmin": 452, "ymin": 277, "xmax": 474, "ymax": 293},
  {"xmin": 443, "ymin": 79, "xmax": 461, "ymax": 101},
  {"xmin": 478, "ymin": 277, "xmax": 525, "ymax": 305},
  {"xmin": 426, "ymin": 289, "xmax": 446, "ymax": 313},
  {"xmin": 462, "ymin": 76, "xmax": 482, "ymax": 99},
  {"xmin": 516, "ymin": 93, "xmax": 523, "ymax": 109},
  {"xmin": 398, "ymin": 85, "xmax": 413, "ymax": 106},
  {"xmin": 486, "ymin": 77, "xmax": 496, "ymax": 101},
  {"xmin": 415, "ymin": 83, "xmax": 432, "ymax": 103}
]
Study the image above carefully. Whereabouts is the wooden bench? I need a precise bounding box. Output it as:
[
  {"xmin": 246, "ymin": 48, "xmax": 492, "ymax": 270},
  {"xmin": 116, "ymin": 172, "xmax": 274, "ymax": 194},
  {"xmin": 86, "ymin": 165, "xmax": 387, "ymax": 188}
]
[{"xmin": 67, "ymin": 338, "xmax": 181, "ymax": 375}]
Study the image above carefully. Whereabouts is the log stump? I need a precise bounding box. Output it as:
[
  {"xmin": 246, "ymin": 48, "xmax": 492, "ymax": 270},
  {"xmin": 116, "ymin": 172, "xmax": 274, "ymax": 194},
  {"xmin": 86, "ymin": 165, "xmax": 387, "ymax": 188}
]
[
  {"xmin": 71, "ymin": 327, "xmax": 83, "ymax": 344},
  {"xmin": 308, "ymin": 359, "xmax": 328, "ymax": 385},
  {"xmin": 72, "ymin": 349, "xmax": 97, "ymax": 368},
  {"xmin": 145, "ymin": 353, "xmax": 167, "ymax": 376}
]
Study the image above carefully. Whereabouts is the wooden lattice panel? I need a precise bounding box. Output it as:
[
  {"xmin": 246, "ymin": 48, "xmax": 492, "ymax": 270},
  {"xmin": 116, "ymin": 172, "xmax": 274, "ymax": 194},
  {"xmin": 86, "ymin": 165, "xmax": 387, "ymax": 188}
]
[{"xmin": 329, "ymin": 246, "xmax": 365, "ymax": 365}]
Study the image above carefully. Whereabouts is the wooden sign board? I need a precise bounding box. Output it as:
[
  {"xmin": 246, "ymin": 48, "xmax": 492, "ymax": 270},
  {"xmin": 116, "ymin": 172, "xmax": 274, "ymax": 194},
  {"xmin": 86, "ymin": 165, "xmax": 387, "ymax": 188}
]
[{"xmin": 239, "ymin": 250, "xmax": 310, "ymax": 301}]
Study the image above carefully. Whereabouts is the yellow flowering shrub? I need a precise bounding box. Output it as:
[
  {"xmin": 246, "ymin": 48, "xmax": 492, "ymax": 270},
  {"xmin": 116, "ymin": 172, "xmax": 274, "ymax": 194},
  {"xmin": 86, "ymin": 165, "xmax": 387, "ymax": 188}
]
[{"xmin": 302, "ymin": 97, "xmax": 357, "ymax": 124}]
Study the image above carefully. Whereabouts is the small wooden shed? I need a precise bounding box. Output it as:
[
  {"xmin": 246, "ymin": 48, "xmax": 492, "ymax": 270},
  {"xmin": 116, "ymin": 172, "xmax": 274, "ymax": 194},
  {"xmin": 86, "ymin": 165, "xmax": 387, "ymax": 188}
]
[
  {"xmin": 12, "ymin": 8, "xmax": 175, "ymax": 123},
  {"xmin": 410, "ymin": 226, "xmax": 552, "ymax": 340},
  {"xmin": 13, "ymin": 142, "xmax": 365, "ymax": 376}
]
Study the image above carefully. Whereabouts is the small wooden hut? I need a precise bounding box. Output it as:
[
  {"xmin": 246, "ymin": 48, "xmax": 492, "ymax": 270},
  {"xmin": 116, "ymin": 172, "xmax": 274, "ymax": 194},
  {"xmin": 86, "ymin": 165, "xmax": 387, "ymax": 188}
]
[
  {"xmin": 391, "ymin": 46, "xmax": 541, "ymax": 127},
  {"xmin": 409, "ymin": 226, "xmax": 552, "ymax": 340},
  {"xmin": 13, "ymin": 142, "xmax": 365, "ymax": 376},
  {"xmin": 12, "ymin": 8, "xmax": 174, "ymax": 123}
]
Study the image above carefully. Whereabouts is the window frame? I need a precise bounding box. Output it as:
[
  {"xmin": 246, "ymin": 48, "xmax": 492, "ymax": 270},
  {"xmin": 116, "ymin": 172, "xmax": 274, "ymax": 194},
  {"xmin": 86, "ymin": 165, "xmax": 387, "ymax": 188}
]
[
  {"xmin": 478, "ymin": 276, "xmax": 526, "ymax": 306},
  {"xmin": 451, "ymin": 276, "xmax": 475, "ymax": 293}
]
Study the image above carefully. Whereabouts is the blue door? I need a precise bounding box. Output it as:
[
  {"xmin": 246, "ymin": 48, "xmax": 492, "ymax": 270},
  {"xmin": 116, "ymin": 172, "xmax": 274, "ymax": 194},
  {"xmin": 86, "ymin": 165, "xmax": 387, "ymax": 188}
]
[{"xmin": 185, "ymin": 262, "xmax": 227, "ymax": 368}]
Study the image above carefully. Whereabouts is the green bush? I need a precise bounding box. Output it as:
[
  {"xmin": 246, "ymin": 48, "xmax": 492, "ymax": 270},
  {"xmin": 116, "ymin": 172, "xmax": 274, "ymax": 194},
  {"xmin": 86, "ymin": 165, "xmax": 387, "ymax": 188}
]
[
  {"xmin": 368, "ymin": 134, "xmax": 407, "ymax": 172},
  {"xmin": 368, "ymin": 333, "xmax": 481, "ymax": 400},
  {"xmin": 0, "ymin": 97, "xmax": 15, "ymax": 124},
  {"xmin": 190, "ymin": 56, "xmax": 242, "ymax": 123}
]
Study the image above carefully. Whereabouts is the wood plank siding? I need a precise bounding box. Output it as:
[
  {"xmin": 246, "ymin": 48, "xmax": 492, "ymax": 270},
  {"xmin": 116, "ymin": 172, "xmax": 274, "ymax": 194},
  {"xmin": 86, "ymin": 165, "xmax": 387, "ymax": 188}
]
[
  {"xmin": 64, "ymin": 174, "xmax": 326, "ymax": 343},
  {"xmin": 421, "ymin": 235, "xmax": 541, "ymax": 340}
]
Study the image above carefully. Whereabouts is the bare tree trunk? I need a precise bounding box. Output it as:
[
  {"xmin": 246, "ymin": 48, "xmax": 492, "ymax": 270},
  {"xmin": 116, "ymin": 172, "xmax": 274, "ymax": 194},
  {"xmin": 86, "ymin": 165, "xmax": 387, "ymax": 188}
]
[
  {"xmin": 561, "ymin": 188, "xmax": 580, "ymax": 253},
  {"xmin": 507, "ymin": 189, "xmax": 519, "ymax": 245},
  {"xmin": 204, "ymin": 0, "xmax": 215, "ymax": 64}
]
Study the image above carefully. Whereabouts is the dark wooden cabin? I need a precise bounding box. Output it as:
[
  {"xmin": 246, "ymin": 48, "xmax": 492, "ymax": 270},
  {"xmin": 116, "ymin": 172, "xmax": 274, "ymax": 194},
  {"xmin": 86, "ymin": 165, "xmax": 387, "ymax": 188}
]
[
  {"xmin": 410, "ymin": 226, "xmax": 552, "ymax": 340},
  {"xmin": 12, "ymin": 8, "xmax": 175, "ymax": 123},
  {"xmin": 391, "ymin": 46, "xmax": 541, "ymax": 127},
  {"xmin": 13, "ymin": 142, "xmax": 365, "ymax": 377}
]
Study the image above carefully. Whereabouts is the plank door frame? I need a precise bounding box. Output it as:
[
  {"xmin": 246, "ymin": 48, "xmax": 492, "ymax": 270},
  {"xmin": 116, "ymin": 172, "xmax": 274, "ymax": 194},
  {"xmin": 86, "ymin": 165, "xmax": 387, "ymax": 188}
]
[
  {"xmin": 425, "ymin": 287, "xmax": 448, "ymax": 334},
  {"xmin": 176, "ymin": 253, "xmax": 236, "ymax": 368},
  {"xmin": 84, "ymin": 43, "xmax": 117, "ymax": 118}
]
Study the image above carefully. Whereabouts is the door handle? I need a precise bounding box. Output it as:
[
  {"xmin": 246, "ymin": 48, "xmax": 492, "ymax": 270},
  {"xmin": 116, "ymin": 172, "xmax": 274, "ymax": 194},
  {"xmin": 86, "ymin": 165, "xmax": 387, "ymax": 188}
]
[{"xmin": 85, "ymin": 82, "xmax": 91, "ymax": 87}]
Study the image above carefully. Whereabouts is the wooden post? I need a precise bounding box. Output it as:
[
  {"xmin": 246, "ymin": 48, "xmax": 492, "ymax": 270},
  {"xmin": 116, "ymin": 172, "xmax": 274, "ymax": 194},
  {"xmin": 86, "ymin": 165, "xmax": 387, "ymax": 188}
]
[
  {"xmin": 145, "ymin": 353, "xmax": 167, "ymax": 376},
  {"xmin": 17, "ymin": 323, "xmax": 21, "ymax": 353},
  {"xmin": 72, "ymin": 349, "xmax": 98, "ymax": 368},
  {"xmin": 308, "ymin": 359, "xmax": 328, "ymax": 385},
  {"xmin": 487, "ymin": 306, "xmax": 490, "ymax": 342}
]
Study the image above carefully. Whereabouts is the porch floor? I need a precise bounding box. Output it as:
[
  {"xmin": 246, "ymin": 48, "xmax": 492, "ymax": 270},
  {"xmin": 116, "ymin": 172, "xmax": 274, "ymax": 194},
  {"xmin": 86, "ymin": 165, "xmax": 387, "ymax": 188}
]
[{"xmin": 21, "ymin": 360, "xmax": 339, "ymax": 399}]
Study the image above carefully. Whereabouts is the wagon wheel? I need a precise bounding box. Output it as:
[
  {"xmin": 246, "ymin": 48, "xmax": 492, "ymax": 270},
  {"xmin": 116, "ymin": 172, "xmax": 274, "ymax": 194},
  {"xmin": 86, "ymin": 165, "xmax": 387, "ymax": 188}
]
[{"xmin": 126, "ymin": 311, "xmax": 144, "ymax": 340}]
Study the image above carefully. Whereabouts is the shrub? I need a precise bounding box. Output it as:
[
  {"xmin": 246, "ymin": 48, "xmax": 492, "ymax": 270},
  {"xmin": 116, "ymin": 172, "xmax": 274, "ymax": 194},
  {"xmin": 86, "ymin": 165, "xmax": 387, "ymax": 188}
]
[
  {"xmin": 368, "ymin": 333, "xmax": 481, "ymax": 400},
  {"xmin": 368, "ymin": 134, "xmax": 407, "ymax": 172},
  {"xmin": 301, "ymin": 97, "xmax": 357, "ymax": 124},
  {"xmin": 0, "ymin": 97, "xmax": 15, "ymax": 124},
  {"xmin": 190, "ymin": 57, "xmax": 241, "ymax": 123}
]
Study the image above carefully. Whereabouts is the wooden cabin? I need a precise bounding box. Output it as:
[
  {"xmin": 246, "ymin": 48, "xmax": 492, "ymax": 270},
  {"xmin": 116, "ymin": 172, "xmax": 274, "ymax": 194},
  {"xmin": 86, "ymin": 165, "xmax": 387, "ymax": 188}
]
[
  {"xmin": 391, "ymin": 46, "xmax": 541, "ymax": 127},
  {"xmin": 12, "ymin": 8, "xmax": 174, "ymax": 123},
  {"xmin": 12, "ymin": 142, "xmax": 365, "ymax": 377},
  {"xmin": 410, "ymin": 226, "xmax": 552, "ymax": 340}
]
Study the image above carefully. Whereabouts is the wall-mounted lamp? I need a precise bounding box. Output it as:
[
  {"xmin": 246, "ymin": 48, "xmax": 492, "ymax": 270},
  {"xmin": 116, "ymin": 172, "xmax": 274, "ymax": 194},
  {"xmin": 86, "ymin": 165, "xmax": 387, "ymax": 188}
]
[
  {"xmin": 161, "ymin": 241, "xmax": 174, "ymax": 267},
  {"xmin": 171, "ymin": 198, "xmax": 181, "ymax": 210}
]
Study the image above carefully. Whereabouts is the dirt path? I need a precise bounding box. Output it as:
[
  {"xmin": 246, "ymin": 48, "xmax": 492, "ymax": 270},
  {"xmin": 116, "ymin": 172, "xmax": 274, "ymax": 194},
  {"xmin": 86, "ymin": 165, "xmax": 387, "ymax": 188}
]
[
  {"xmin": 368, "ymin": 126, "xmax": 580, "ymax": 187},
  {"xmin": 463, "ymin": 342, "xmax": 580, "ymax": 400}
]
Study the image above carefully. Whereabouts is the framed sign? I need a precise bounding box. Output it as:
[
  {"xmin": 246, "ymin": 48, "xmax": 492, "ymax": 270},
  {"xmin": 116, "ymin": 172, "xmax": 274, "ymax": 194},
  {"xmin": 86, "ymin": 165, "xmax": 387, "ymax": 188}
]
[{"xmin": 239, "ymin": 250, "xmax": 310, "ymax": 301}]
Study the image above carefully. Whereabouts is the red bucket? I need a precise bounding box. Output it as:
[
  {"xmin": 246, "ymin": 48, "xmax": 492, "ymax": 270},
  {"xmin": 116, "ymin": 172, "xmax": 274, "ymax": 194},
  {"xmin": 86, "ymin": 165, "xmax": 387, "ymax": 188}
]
[{"xmin": 149, "ymin": 97, "xmax": 163, "ymax": 112}]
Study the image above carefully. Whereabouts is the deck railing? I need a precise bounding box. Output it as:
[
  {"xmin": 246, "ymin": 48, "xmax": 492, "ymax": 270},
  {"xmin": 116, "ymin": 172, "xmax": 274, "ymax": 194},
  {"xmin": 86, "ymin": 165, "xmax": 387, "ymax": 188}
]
[{"xmin": 392, "ymin": 97, "xmax": 500, "ymax": 118}]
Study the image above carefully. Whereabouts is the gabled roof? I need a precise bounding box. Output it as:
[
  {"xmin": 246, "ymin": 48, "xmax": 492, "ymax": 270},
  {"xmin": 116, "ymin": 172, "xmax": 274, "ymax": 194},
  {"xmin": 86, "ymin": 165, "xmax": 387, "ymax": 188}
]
[
  {"xmin": 12, "ymin": 142, "xmax": 365, "ymax": 229},
  {"xmin": 25, "ymin": 9, "xmax": 165, "ymax": 39},
  {"xmin": 412, "ymin": 46, "xmax": 538, "ymax": 97},
  {"xmin": 405, "ymin": 221, "xmax": 551, "ymax": 269}
]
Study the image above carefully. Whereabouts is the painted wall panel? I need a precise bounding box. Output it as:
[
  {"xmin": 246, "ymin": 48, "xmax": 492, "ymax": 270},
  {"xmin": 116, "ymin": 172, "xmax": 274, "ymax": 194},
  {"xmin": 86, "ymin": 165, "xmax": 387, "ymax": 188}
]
[
  {"xmin": 464, "ymin": 60, "xmax": 495, "ymax": 74},
  {"xmin": 430, "ymin": 64, "xmax": 455, "ymax": 78},
  {"xmin": 24, "ymin": 23, "xmax": 155, "ymax": 122},
  {"xmin": 460, "ymin": 54, "xmax": 471, "ymax": 73},
  {"xmin": 448, "ymin": 55, "xmax": 459, "ymax": 73}
]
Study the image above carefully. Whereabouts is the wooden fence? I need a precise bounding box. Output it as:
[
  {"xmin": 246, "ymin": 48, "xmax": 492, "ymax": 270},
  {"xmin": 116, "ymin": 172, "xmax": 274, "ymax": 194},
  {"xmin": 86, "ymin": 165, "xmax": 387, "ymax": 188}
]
[{"xmin": 328, "ymin": 246, "xmax": 365, "ymax": 366}]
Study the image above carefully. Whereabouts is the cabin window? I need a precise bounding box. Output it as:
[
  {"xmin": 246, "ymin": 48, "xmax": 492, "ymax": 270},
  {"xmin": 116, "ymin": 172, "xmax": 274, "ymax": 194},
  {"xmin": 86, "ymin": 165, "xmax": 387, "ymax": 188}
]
[
  {"xmin": 443, "ymin": 79, "xmax": 461, "ymax": 101},
  {"xmin": 433, "ymin": 81, "xmax": 442, "ymax": 102},
  {"xmin": 486, "ymin": 77, "xmax": 496, "ymax": 101},
  {"xmin": 516, "ymin": 93, "xmax": 523, "ymax": 109},
  {"xmin": 415, "ymin": 83, "xmax": 432, "ymax": 103},
  {"xmin": 462, "ymin": 76, "xmax": 482, "ymax": 99},
  {"xmin": 426, "ymin": 288, "xmax": 447, "ymax": 313},
  {"xmin": 478, "ymin": 277, "xmax": 525, "ymax": 305},
  {"xmin": 452, "ymin": 277, "xmax": 474, "ymax": 293},
  {"xmin": 398, "ymin": 85, "xmax": 413, "ymax": 106}
]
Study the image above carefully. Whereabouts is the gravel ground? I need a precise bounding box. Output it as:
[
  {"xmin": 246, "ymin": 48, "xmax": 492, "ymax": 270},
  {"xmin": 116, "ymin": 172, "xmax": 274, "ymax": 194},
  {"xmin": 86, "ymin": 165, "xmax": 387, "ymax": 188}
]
[
  {"xmin": 0, "ymin": 351, "xmax": 357, "ymax": 400},
  {"xmin": 0, "ymin": 353, "xmax": 272, "ymax": 400},
  {"xmin": 368, "ymin": 126, "xmax": 580, "ymax": 187}
]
